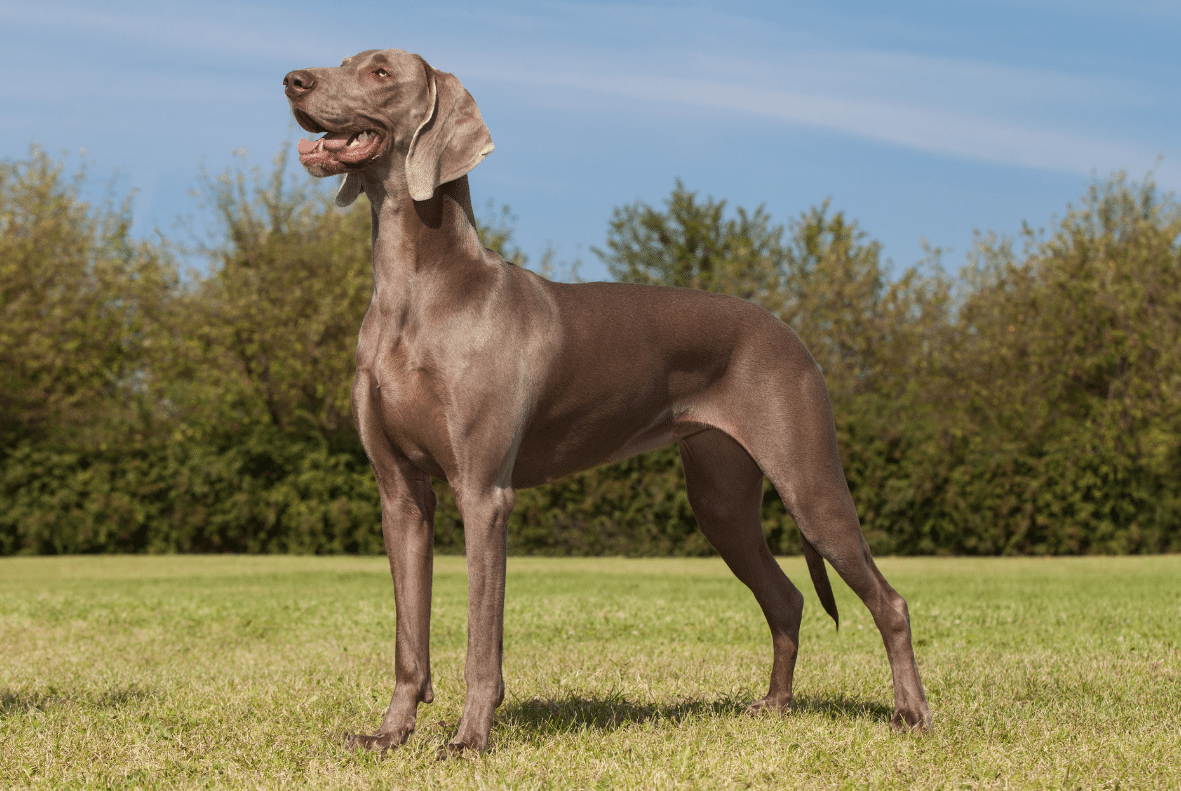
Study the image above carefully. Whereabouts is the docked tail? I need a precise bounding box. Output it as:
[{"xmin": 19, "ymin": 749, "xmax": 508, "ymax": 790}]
[{"xmin": 801, "ymin": 537, "xmax": 839, "ymax": 629}]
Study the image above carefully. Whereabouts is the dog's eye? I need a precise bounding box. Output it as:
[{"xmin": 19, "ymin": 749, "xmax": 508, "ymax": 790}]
[{"xmin": 375, "ymin": 68, "xmax": 389, "ymax": 78}]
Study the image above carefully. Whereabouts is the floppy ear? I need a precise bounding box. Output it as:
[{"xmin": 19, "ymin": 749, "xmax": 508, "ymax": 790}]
[
  {"xmin": 405, "ymin": 66, "xmax": 494, "ymax": 202},
  {"xmin": 335, "ymin": 173, "xmax": 364, "ymax": 207}
]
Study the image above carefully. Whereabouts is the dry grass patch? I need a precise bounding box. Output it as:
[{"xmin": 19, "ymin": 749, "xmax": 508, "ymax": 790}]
[{"xmin": 2, "ymin": 554, "xmax": 1178, "ymax": 789}]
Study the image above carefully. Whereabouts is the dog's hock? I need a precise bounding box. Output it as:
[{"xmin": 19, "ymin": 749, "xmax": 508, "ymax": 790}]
[{"xmin": 405, "ymin": 67, "xmax": 494, "ymax": 202}]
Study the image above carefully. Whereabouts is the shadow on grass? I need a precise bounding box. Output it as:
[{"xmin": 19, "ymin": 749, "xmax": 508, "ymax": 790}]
[
  {"xmin": 497, "ymin": 692, "xmax": 892, "ymax": 737},
  {"xmin": 790, "ymin": 694, "xmax": 893, "ymax": 724},
  {"xmin": 0, "ymin": 683, "xmax": 158, "ymax": 715}
]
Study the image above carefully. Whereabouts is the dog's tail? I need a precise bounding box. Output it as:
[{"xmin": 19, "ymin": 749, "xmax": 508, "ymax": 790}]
[{"xmin": 801, "ymin": 537, "xmax": 839, "ymax": 630}]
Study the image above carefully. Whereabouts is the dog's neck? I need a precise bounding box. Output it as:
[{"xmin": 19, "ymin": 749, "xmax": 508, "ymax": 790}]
[{"xmin": 358, "ymin": 163, "xmax": 481, "ymax": 296}]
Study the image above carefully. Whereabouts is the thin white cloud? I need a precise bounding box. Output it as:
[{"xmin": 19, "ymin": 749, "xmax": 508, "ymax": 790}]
[
  {"xmin": 441, "ymin": 46, "xmax": 1170, "ymax": 183},
  {"xmin": 3, "ymin": 0, "xmax": 1174, "ymax": 188},
  {"xmin": 979, "ymin": 0, "xmax": 1181, "ymax": 24}
]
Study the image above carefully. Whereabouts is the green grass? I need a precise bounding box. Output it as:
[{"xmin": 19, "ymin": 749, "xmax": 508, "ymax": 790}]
[{"xmin": 2, "ymin": 554, "xmax": 1179, "ymax": 789}]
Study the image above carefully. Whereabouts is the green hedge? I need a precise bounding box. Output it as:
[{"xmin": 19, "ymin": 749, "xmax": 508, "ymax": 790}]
[
  {"xmin": 5, "ymin": 428, "xmax": 1177, "ymax": 557},
  {"xmin": 0, "ymin": 431, "xmax": 382, "ymax": 555}
]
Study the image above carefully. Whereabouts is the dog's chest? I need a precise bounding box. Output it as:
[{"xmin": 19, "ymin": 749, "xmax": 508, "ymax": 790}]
[{"xmin": 356, "ymin": 338, "xmax": 456, "ymax": 473}]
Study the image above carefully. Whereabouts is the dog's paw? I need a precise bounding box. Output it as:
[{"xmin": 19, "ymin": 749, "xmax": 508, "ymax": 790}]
[
  {"xmin": 345, "ymin": 729, "xmax": 410, "ymax": 753},
  {"xmin": 889, "ymin": 704, "xmax": 933, "ymax": 733},
  {"xmin": 743, "ymin": 693, "xmax": 792, "ymax": 716},
  {"xmin": 436, "ymin": 739, "xmax": 484, "ymax": 761}
]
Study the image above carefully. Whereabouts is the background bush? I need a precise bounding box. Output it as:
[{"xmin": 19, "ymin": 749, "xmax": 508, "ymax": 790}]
[{"xmin": 2, "ymin": 146, "xmax": 1178, "ymax": 556}]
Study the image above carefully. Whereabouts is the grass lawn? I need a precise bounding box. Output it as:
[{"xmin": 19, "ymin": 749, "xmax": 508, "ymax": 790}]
[{"xmin": 2, "ymin": 554, "xmax": 1179, "ymax": 789}]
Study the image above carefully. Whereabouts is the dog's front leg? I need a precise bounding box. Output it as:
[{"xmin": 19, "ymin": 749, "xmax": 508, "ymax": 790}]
[
  {"xmin": 349, "ymin": 443, "xmax": 437, "ymax": 752},
  {"xmin": 441, "ymin": 484, "xmax": 515, "ymax": 757}
]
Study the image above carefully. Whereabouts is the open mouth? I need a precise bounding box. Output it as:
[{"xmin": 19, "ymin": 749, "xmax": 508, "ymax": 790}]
[{"xmin": 296, "ymin": 129, "xmax": 385, "ymax": 174}]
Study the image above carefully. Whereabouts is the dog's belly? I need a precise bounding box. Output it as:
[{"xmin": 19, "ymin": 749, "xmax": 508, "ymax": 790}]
[{"xmin": 508, "ymin": 405, "xmax": 709, "ymax": 489}]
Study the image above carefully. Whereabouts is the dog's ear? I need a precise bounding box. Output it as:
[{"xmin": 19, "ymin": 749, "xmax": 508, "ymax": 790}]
[
  {"xmin": 405, "ymin": 66, "xmax": 494, "ymax": 202},
  {"xmin": 336, "ymin": 173, "xmax": 364, "ymax": 207}
]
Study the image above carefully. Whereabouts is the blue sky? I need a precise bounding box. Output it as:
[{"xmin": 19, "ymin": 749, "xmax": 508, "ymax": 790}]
[{"xmin": 2, "ymin": 0, "xmax": 1177, "ymax": 281}]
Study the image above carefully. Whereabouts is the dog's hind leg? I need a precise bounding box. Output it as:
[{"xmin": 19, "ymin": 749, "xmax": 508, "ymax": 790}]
[
  {"xmin": 679, "ymin": 428, "xmax": 805, "ymax": 714},
  {"xmin": 750, "ymin": 363, "xmax": 932, "ymax": 730}
]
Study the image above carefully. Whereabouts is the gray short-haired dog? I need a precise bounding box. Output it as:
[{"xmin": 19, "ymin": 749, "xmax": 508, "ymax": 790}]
[{"xmin": 283, "ymin": 49, "xmax": 931, "ymax": 756}]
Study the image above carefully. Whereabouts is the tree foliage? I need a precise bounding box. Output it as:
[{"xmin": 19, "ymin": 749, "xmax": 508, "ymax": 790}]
[
  {"xmin": 925, "ymin": 176, "xmax": 1181, "ymax": 553},
  {"xmin": 0, "ymin": 146, "xmax": 173, "ymax": 449},
  {"xmin": 156, "ymin": 151, "xmax": 374, "ymax": 445},
  {"xmin": 2, "ymin": 145, "xmax": 1178, "ymax": 556}
]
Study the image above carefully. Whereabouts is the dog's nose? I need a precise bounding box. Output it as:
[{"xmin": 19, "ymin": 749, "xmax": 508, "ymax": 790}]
[{"xmin": 283, "ymin": 70, "xmax": 317, "ymax": 98}]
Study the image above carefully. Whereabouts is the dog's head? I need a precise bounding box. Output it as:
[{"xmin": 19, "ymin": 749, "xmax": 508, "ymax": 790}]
[{"xmin": 283, "ymin": 49, "xmax": 493, "ymax": 207}]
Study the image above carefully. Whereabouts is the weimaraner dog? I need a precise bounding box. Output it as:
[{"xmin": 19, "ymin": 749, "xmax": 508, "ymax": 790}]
[{"xmin": 283, "ymin": 48, "xmax": 931, "ymax": 756}]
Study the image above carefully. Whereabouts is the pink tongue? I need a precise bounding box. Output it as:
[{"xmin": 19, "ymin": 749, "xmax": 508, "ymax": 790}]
[{"xmin": 297, "ymin": 132, "xmax": 352, "ymax": 155}]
